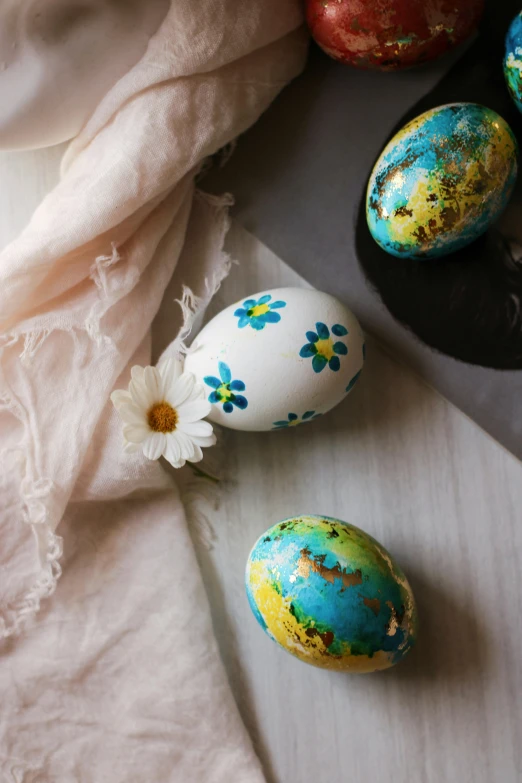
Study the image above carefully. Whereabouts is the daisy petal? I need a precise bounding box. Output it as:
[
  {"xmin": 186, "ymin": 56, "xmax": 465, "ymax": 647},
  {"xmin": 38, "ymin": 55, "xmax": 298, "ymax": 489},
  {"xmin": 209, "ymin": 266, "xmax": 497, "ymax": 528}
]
[
  {"xmin": 164, "ymin": 433, "xmax": 184, "ymax": 468},
  {"xmin": 117, "ymin": 403, "xmax": 147, "ymax": 426},
  {"xmin": 123, "ymin": 423, "xmax": 150, "ymax": 443},
  {"xmin": 168, "ymin": 372, "xmax": 196, "ymax": 407},
  {"xmin": 175, "ymin": 430, "xmax": 198, "ymax": 461},
  {"xmin": 189, "ymin": 434, "xmax": 217, "ymax": 448},
  {"xmin": 159, "ymin": 358, "xmax": 183, "ymax": 398},
  {"xmin": 192, "ymin": 383, "xmax": 207, "ymax": 400},
  {"xmin": 188, "ymin": 444, "xmax": 204, "ymax": 464},
  {"xmin": 270, "ymin": 301, "xmax": 286, "ymax": 309},
  {"xmin": 242, "ymin": 299, "xmax": 256, "ymax": 309},
  {"xmin": 144, "ymin": 366, "xmax": 161, "ymax": 401},
  {"xmin": 129, "ymin": 375, "xmax": 155, "ymax": 409},
  {"xmin": 177, "ymin": 399, "xmax": 212, "ymax": 423},
  {"xmin": 332, "ymin": 324, "xmax": 348, "ymax": 337},
  {"xmin": 209, "ymin": 391, "xmax": 221, "ymax": 404},
  {"xmin": 142, "ymin": 432, "xmax": 166, "ymax": 460},
  {"xmin": 177, "ymin": 419, "xmax": 214, "ymax": 438},
  {"xmin": 124, "ymin": 440, "xmax": 142, "ymax": 454},
  {"xmin": 111, "ymin": 389, "xmax": 132, "ymax": 408},
  {"xmin": 130, "ymin": 365, "xmax": 146, "ymax": 383},
  {"xmin": 229, "ymin": 380, "xmax": 245, "ymax": 392},
  {"xmin": 258, "ymin": 294, "xmax": 271, "ymax": 304},
  {"xmin": 333, "ymin": 341, "xmax": 348, "ymax": 355}
]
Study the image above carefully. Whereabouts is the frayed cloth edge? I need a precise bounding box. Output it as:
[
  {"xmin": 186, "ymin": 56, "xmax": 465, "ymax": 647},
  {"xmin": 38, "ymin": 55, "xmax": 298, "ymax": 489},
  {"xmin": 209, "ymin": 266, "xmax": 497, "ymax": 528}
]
[{"xmin": 0, "ymin": 190, "xmax": 236, "ymax": 638}]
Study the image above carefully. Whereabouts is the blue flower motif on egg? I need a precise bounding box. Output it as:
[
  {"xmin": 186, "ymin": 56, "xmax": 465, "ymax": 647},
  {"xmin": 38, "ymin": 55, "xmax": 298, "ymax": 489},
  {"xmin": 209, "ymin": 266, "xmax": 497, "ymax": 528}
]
[
  {"xmin": 345, "ymin": 343, "xmax": 365, "ymax": 393},
  {"xmin": 272, "ymin": 411, "xmax": 322, "ymax": 429},
  {"xmin": 345, "ymin": 371, "xmax": 362, "ymax": 394},
  {"xmin": 234, "ymin": 294, "xmax": 286, "ymax": 331},
  {"xmin": 299, "ymin": 322, "xmax": 348, "ymax": 373},
  {"xmin": 204, "ymin": 361, "xmax": 248, "ymax": 413}
]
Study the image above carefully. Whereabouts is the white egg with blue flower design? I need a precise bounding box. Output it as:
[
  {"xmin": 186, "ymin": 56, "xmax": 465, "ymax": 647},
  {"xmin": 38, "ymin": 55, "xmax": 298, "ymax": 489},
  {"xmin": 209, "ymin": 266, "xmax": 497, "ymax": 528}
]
[{"xmin": 184, "ymin": 287, "xmax": 365, "ymax": 432}]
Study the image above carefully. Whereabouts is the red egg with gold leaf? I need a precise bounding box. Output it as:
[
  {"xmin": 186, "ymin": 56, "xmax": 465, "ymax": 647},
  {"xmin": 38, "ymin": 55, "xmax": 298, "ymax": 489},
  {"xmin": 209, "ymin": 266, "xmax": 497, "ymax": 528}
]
[{"xmin": 305, "ymin": 0, "xmax": 484, "ymax": 71}]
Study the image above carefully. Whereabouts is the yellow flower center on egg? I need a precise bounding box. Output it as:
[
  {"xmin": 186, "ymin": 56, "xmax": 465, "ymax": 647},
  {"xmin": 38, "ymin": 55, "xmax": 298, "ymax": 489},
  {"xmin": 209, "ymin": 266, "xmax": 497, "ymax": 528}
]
[
  {"xmin": 288, "ymin": 418, "xmax": 301, "ymax": 427},
  {"xmin": 249, "ymin": 303, "xmax": 270, "ymax": 317},
  {"xmin": 315, "ymin": 337, "xmax": 335, "ymax": 361},
  {"xmin": 217, "ymin": 384, "xmax": 233, "ymax": 401},
  {"xmin": 147, "ymin": 401, "xmax": 178, "ymax": 433}
]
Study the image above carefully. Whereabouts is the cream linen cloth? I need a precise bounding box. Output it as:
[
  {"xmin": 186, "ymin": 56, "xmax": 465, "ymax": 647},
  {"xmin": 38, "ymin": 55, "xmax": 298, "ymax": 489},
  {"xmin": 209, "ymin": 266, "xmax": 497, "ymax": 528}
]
[{"xmin": 0, "ymin": 2, "xmax": 307, "ymax": 779}]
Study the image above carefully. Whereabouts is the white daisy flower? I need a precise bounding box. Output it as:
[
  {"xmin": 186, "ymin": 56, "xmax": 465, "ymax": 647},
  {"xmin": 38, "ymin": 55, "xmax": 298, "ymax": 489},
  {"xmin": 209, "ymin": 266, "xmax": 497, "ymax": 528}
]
[{"xmin": 110, "ymin": 359, "xmax": 216, "ymax": 469}]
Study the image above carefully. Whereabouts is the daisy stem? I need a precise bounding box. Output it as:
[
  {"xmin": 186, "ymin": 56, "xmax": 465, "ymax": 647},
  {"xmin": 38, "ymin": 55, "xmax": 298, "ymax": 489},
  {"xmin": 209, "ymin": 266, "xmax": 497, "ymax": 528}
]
[{"xmin": 189, "ymin": 463, "xmax": 221, "ymax": 484}]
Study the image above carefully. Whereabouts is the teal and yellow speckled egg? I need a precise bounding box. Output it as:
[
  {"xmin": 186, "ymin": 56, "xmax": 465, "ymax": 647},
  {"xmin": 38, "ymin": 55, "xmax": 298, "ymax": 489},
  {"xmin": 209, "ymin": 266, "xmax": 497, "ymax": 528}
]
[
  {"xmin": 505, "ymin": 12, "xmax": 522, "ymax": 114},
  {"xmin": 245, "ymin": 515, "xmax": 418, "ymax": 672},
  {"xmin": 366, "ymin": 103, "xmax": 518, "ymax": 259}
]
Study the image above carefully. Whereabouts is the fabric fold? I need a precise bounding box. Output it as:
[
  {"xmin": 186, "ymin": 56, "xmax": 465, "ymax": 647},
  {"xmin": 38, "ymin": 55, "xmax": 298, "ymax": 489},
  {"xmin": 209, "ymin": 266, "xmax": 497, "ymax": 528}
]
[{"xmin": 0, "ymin": 2, "xmax": 307, "ymax": 778}]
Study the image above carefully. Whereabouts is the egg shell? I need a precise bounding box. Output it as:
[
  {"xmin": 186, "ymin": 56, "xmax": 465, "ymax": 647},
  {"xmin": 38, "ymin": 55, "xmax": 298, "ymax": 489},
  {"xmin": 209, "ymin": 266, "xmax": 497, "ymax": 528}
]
[
  {"xmin": 504, "ymin": 12, "xmax": 522, "ymax": 114},
  {"xmin": 245, "ymin": 515, "xmax": 418, "ymax": 672},
  {"xmin": 306, "ymin": 0, "xmax": 484, "ymax": 71},
  {"xmin": 366, "ymin": 103, "xmax": 518, "ymax": 259},
  {"xmin": 184, "ymin": 288, "xmax": 365, "ymax": 432}
]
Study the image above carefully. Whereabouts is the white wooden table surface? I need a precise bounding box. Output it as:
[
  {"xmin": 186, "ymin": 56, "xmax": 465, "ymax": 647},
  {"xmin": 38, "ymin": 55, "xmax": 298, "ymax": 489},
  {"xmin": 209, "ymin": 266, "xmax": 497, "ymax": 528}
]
[{"xmin": 1, "ymin": 146, "xmax": 521, "ymax": 783}]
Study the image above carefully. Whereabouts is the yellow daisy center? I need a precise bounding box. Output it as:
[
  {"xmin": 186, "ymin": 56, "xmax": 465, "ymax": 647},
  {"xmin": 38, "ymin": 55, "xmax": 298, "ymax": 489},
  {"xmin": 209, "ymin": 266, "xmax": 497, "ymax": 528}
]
[
  {"xmin": 315, "ymin": 337, "xmax": 335, "ymax": 361},
  {"xmin": 249, "ymin": 303, "xmax": 270, "ymax": 317},
  {"xmin": 147, "ymin": 401, "xmax": 178, "ymax": 433},
  {"xmin": 288, "ymin": 418, "xmax": 301, "ymax": 427},
  {"xmin": 217, "ymin": 384, "xmax": 233, "ymax": 401}
]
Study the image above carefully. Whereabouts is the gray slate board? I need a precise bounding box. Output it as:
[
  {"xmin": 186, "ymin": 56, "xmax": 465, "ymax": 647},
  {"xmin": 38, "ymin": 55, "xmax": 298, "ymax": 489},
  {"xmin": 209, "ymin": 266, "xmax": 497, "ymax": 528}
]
[{"xmin": 204, "ymin": 1, "xmax": 522, "ymax": 461}]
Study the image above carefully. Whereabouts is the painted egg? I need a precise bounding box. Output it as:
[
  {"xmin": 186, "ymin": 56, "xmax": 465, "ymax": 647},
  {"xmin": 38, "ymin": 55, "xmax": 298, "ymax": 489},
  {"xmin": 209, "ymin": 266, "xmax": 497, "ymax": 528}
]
[
  {"xmin": 305, "ymin": 0, "xmax": 484, "ymax": 71},
  {"xmin": 504, "ymin": 12, "xmax": 522, "ymax": 114},
  {"xmin": 184, "ymin": 288, "xmax": 365, "ymax": 431},
  {"xmin": 245, "ymin": 515, "xmax": 418, "ymax": 672},
  {"xmin": 366, "ymin": 103, "xmax": 518, "ymax": 259}
]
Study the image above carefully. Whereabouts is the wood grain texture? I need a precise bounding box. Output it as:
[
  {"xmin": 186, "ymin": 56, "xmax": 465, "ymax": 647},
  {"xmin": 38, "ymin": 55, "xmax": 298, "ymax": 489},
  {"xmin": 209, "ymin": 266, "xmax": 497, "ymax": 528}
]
[
  {"xmin": 1, "ymin": 147, "xmax": 521, "ymax": 783},
  {"xmin": 199, "ymin": 223, "xmax": 522, "ymax": 783}
]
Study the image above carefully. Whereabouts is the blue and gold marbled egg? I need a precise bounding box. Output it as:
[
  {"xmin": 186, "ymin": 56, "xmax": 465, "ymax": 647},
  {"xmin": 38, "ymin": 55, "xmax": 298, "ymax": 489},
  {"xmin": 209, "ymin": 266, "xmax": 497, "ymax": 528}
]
[
  {"xmin": 366, "ymin": 103, "xmax": 518, "ymax": 259},
  {"xmin": 245, "ymin": 515, "xmax": 418, "ymax": 672},
  {"xmin": 505, "ymin": 12, "xmax": 522, "ymax": 114}
]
